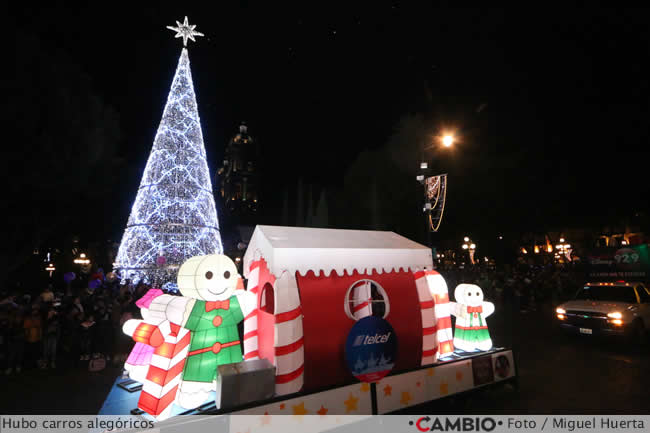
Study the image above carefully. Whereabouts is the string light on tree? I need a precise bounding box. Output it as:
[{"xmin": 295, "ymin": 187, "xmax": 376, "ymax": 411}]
[{"xmin": 114, "ymin": 18, "xmax": 222, "ymax": 288}]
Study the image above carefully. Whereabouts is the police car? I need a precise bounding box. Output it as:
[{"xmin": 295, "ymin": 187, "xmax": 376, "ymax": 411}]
[{"xmin": 555, "ymin": 281, "xmax": 650, "ymax": 343}]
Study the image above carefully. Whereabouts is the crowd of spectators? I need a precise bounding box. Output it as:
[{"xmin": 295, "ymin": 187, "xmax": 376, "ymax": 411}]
[
  {"xmin": 440, "ymin": 263, "xmax": 585, "ymax": 312},
  {"xmin": 0, "ymin": 279, "xmax": 157, "ymax": 374},
  {"xmin": 0, "ymin": 263, "xmax": 585, "ymax": 375}
]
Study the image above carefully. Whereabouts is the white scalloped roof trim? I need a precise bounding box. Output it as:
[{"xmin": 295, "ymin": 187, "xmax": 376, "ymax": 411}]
[{"xmin": 243, "ymin": 226, "xmax": 433, "ymax": 279}]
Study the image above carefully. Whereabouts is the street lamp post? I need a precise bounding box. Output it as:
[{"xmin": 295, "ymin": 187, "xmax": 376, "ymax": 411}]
[
  {"xmin": 555, "ymin": 237, "xmax": 571, "ymax": 263},
  {"xmin": 462, "ymin": 236, "xmax": 477, "ymax": 265},
  {"xmin": 417, "ymin": 133, "xmax": 454, "ymax": 251},
  {"xmin": 74, "ymin": 252, "xmax": 91, "ymax": 274}
]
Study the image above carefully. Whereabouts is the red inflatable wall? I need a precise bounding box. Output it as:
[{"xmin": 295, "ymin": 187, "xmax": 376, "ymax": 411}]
[{"xmin": 296, "ymin": 269, "xmax": 423, "ymax": 391}]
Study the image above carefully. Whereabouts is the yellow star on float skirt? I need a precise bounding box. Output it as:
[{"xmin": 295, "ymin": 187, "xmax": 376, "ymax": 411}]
[
  {"xmin": 383, "ymin": 384, "xmax": 392, "ymax": 396},
  {"xmin": 456, "ymin": 371, "xmax": 463, "ymax": 381},
  {"xmin": 427, "ymin": 367, "xmax": 435, "ymax": 376},
  {"xmin": 344, "ymin": 393, "xmax": 359, "ymax": 413},
  {"xmin": 400, "ymin": 391, "xmax": 412, "ymax": 405},
  {"xmin": 166, "ymin": 16, "xmax": 204, "ymax": 46},
  {"xmin": 440, "ymin": 382, "xmax": 449, "ymax": 395},
  {"xmin": 292, "ymin": 402, "xmax": 309, "ymax": 416},
  {"xmin": 317, "ymin": 405, "xmax": 329, "ymax": 416},
  {"xmin": 360, "ymin": 382, "xmax": 370, "ymax": 392}
]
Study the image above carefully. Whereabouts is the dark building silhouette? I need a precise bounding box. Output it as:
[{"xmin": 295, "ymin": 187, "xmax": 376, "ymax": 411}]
[{"xmin": 217, "ymin": 123, "xmax": 260, "ymax": 225}]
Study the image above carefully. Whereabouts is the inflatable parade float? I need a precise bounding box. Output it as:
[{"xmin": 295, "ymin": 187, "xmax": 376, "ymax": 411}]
[{"xmin": 99, "ymin": 226, "xmax": 517, "ymax": 420}]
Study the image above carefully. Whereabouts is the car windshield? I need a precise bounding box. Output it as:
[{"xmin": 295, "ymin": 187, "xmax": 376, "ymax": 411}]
[{"xmin": 574, "ymin": 285, "xmax": 638, "ymax": 303}]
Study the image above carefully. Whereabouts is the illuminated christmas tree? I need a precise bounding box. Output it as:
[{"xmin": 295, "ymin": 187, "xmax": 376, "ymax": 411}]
[{"xmin": 115, "ymin": 18, "xmax": 222, "ymax": 288}]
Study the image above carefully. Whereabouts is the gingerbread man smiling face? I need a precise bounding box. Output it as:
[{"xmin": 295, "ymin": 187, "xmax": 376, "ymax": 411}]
[
  {"xmin": 454, "ymin": 284, "xmax": 484, "ymax": 308},
  {"xmin": 178, "ymin": 254, "xmax": 240, "ymax": 301}
]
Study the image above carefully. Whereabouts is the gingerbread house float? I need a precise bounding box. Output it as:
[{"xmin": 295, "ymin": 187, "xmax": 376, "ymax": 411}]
[{"xmin": 241, "ymin": 225, "xmax": 455, "ymax": 396}]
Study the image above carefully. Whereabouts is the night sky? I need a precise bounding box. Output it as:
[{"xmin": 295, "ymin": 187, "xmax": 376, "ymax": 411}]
[{"xmin": 6, "ymin": 4, "xmax": 650, "ymax": 255}]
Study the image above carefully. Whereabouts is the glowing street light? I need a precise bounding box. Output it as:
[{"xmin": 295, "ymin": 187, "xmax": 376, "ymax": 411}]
[
  {"xmin": 45, "ymin": 263, "xmax": 55, "ymax": 277},
  {"xmin": 555, "ymin": 237, "xmax": 571, "ymax": 262},
  {"xmin": 462, "ymin": 237, "xmax": 477, "ymax": 264},
  {"xmin": 442, "ymin": 134, "xmax": 454, "ymax": 147},
  {"xmin": 74, "ymin": 253, "xmax": 91, "ymax": 265}
]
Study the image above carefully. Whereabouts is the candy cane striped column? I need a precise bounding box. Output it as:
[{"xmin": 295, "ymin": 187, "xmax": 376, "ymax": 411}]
[
  {"xmin": 243, "ymin": 259, "xmax": 276, "ymax": 361},
  {"xmin": 138, "ymin": 322, "xmax": 191, "ymax": 420},
  {"xmin": 351, "ymin": 281, "xmax": 373, "ymax": 319},
  {"xmin": 273, "ymin": 272, "xmax": 304, "ymax": 396},
  {"xmin": 424, "ymin": 270, "xmax": 454, "ymax": 358},
  {"xmin": 413, "ymin": 271, "xmax": 438, "ymax": 365}
]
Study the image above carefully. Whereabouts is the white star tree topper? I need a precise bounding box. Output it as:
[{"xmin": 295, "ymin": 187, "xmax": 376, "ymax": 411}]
[{"xmin": 167, "ymin": 16, "xmax": 204, "ymax": 46}]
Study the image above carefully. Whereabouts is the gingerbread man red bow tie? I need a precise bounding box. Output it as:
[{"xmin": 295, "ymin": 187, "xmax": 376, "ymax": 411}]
[
  {"xmin": 205, "ymin": 299, "xmax": 230, "ymax": 312},
  {"xmin": 467, "ymin": 305, "xmax": 482, "ymax": 318}
]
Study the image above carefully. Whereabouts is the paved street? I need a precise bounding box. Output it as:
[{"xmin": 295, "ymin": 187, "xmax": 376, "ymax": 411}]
[
  {"xmin": 406, "ymin": 303, "xmax": 650, "ymax": 414},
  {"xmin": 1, "ymin": 303, "xmax": 648, "ymax": 415}
]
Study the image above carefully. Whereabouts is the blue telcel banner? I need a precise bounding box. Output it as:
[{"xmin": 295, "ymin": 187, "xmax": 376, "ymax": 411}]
[{"xmin": 345, "ymin": 316, "xmax": 398, "ymax": 382}]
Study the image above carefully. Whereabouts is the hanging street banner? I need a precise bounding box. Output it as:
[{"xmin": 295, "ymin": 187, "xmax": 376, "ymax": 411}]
[{"xmin": 585, "ymin": 244, "xmax": 650, "ymax": 279}]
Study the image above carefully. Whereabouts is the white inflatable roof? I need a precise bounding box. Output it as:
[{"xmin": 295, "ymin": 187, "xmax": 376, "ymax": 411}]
[{"xmin": 243, "ymin": 225, "xmax": 433, "ymax": 278}]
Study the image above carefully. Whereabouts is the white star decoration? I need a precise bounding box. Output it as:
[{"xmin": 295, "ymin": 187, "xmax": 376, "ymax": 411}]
[{"xmin": 167, "ymin": 16, "xmax": 204, "ymax": 46}]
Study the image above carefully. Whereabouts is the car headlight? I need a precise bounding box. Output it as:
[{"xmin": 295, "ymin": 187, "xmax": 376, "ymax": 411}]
[
  {"xmin": 556, "ymin": 307, "xmax": 566, "ymax": 314},
  {"xmin": 607, "ymin": 312, "xmax": 622, "ymax": 319}
]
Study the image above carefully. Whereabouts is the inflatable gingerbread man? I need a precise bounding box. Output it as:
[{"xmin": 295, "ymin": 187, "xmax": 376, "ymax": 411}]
[
  {"xmin": 123, "ymin": 254, "xmax": 256, "ymax": 413},
  {"xmin": 449, "ymin": 284, "xmax": 494, "ymax": 352}
]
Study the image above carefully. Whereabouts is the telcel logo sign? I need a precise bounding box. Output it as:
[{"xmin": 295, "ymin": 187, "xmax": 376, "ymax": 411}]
[{"xmin": 353, "ymin": 332, "xmax": 392, "ymax": 346}]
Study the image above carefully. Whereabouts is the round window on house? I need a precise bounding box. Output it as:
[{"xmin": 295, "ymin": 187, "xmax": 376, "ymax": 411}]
[{"xmin": 344, "ymin": 279, "xmax": 390, "ymax": 320}]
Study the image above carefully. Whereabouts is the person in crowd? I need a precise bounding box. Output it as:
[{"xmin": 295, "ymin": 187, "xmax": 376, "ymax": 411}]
[
  {"xmin": 72, "ymin": 296, "xmax": 84, "ymax": 316},
  {"xmin": 43, "ymin": 306, "xmax": 60, "ymax": 368},
  {"xmin": 95, "ymin": 299, "xmax": 113, "ymax": 359},
  {"xmin": 63, "ymin": 309, "xmax": 83, "ymax": 367},
  {"xmin": 114, "ymin": 303, "xmax": 137, "ymax": 365},
  {"xmin": 79, "ymin": 313, "xmax": 96, "ymax": 360},
  {"xmin": 23, "ymin": 306, "xmax": 43, "ymax": 369},
  {"xmin": 40, "ymin": 285, "xmax": 54, "ymax": 304},
  {"xmin": 5, "ymin": 311, "xmax": 25, "ymax": 374},
  {"xmin": 0, "ymin": 301, "xmax": 9, "ymax": 367}
]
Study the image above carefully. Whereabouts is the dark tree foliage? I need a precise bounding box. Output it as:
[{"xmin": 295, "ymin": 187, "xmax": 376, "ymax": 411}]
[{"xmin": 3, "ymin": 27, "xmax": 122, "ymax": 284}]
